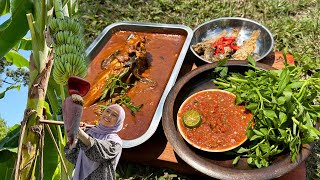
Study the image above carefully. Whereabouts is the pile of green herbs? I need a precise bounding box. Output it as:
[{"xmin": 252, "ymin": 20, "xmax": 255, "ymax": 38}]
[
  {"xmin": 99, "ymin": 71, "xmax": 142, "ymax": 114},
  {"xmin": 213, "ymin": 58, "xmax": 320, "ymax": 168}
]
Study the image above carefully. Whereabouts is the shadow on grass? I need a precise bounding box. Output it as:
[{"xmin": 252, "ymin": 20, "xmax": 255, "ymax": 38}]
[{"xmin": 117, "ymin": 160, "xmax": 214, "ymax": 180}]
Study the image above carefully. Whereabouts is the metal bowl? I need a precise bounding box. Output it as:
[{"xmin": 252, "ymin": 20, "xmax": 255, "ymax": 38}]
[
  {"xmin": 190, "ymin": 17, "xmax": 274, "ymax": 63},
  {"xmin": 162, "ymin": 61, "xmax": 311, "ymax": 179}
]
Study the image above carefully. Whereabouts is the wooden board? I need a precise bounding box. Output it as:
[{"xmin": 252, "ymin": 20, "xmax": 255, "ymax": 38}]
[{"xmin": 121, "ymin": 52, "xmax": 305, "ymax": 179}]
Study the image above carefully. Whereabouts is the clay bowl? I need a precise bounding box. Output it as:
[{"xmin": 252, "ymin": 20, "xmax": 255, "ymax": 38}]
[
  {"xmin": 177, "ymin": 89, "xmax": 251, "ymax": 153},
  {"xmin": 162, "ymin": 60, "xmax": 312, "ymax": 179},
  {"xmin": 190, "ymin": 17, "xmax": 274, "ymax": 63}
]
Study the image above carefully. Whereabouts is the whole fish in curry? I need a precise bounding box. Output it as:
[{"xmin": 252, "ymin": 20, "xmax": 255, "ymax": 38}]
[
  {"xmin": 83, "ymin": 34, "xmax": 155, "ymax": 108},
  {"xmin": 82, "ymin": 31, "xmax": 187, "ymax": 140}
]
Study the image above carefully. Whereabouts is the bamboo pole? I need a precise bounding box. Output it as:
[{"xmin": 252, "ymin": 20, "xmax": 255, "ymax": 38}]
[
  {"xmin": 45, "ymin": 124, "xmax": 70, "ymax": 180},
  {"xmin": 39, "ymin": 124, "xmax": 44, "ymax": 180},
  {"xmin": 14, "ymin": 109, "xmax": 36, "ymax": 180},
  {"xmin": 39, "ymin": 119, "xmax": 95, "ymax": 127}
]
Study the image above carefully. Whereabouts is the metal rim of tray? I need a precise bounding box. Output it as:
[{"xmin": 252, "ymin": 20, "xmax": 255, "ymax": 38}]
[{"xmin": 85, "ymin": 22, "xmax": 193, "ymax": 148}]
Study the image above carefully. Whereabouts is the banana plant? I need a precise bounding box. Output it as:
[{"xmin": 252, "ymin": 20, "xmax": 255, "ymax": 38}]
[{"xmin": 0, "ymin": 0, "xmax": 87, "ymax": 179}]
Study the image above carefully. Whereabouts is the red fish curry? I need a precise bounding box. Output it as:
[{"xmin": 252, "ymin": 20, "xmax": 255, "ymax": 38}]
[{"xmin": 82, "ymin": 31, "xmax": 186, "ymax": 140}]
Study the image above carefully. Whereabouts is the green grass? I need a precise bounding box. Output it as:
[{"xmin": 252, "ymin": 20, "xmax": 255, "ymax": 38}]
[{"xmin": 78, "ymin": 0, "xmax": 320, "ymax": 179}]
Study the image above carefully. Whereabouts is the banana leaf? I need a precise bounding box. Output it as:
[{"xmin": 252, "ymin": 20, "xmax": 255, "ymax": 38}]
[{"xmin": 0, "ymin": 0, "xmax": 34, "ymax": 58}]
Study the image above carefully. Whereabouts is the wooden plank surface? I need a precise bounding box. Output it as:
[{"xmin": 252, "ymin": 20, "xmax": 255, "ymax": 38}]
[{"xmin": 121, "ymin": 52, "xmax": 305, "ymax": 179}]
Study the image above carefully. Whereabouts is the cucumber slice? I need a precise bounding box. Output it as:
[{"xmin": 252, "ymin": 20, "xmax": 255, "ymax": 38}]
[{"xmin": 182, "ymin": 110, "xmax": 201, "ymax": 128}]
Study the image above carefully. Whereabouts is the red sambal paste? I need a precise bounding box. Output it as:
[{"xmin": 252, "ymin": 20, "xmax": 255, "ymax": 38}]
[{"xmin": 177, "ymin": 89, "xmax": 253, "ymax": 151}]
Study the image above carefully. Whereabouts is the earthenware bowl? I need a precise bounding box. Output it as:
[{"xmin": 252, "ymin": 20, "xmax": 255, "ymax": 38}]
[{"xmin": 162, "ymin": 60, "xmax": 311, "ymax": 179}]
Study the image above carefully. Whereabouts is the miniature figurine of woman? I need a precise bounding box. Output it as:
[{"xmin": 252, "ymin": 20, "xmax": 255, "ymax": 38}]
[{"xmin": 64, "ymin": 104, "xmax": 125, "ymax": 180}]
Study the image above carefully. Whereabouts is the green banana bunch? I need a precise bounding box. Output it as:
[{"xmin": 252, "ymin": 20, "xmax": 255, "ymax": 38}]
[
  {"xmin": 49, "ymin": 18, "xmax": 81, "ymax": 34},
  {"xmin": 53, "ymin": 54, "xmax": 87, "ymax": 85},
  {"xmin": 48, "ymin": 17, "xmax": 87, "ymax": 85},
  {"xmin": 55, "ymin": 44, "xmax": 81, "ymax": 56},
  {"xmin": 54, "ymin": 31, "xmax": 85, "ymax": 50}
]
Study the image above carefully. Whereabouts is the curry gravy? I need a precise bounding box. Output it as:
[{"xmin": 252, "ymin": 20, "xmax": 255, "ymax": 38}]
[{"xmin": 82, "ymin": 31, "xmax": 186, "ymax": 140}]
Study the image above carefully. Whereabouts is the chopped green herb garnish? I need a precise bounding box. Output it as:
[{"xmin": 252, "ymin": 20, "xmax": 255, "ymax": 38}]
[{"xmin": 99, "ymin": 71, "xmax": 143, "ymax": 114}]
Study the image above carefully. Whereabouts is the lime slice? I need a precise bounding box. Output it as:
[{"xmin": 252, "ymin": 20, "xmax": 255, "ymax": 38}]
[{"xmin": 182, "ymin": 110, "xmax": 201, "ymax": 128}]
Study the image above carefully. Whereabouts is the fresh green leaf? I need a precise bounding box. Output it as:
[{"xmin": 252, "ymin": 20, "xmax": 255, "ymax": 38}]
[
  {"xmin": 259, "ymin": 143, "xmax": 270, "ymax": 153},
  {"xmin": 42, "ymin": 125, "xmax": 60, "ymax": 180},
  {"xmin": 306, "ymin": 126, "xmax": 320, "ymax": 138},
  {"xmin": 256, "ymin": 147, "xmax": 261, "ymax": 157},
  {"xmin": 0, "ymin": 0, "xmax": 34, "ymax": 58},
  {"xmin": 17, "ymin": 37, "xmax": 32, "ymax": 50},
  {"xmin": 232, "ymin": 156, "xmax": 240, "ymax": 165},
  {"xmin": 277, "ymin": 68, "xmax": 290, "ymax": 96},
  {"xmin": 283, "ymin": 88, "xmax": 292, "ymax": 102},
  {"xmin": 254, "ymin": 159, "xmax": 262, "ymax": 168},
  {"xmin": 219, "ymin": 66, "xmax": 228, "ymax": 77},
  {"xmin": 0, "ymin": 85, "xmax": 20, "ymax": 99},
  {"xmin": 235, "ymin": 94, "xmax": 243, "ymax": 105},
  {"xmin": 279, "ymin": 112, "xmax": 287, "ymax": 125},
  {"xmin": 0, "ymin": 17, "xmax": 11, "ymax": 31},
  {"xmin": 246, "ymin": 103, "xmax": 258, "ymax": 112},
  {"xmin": 260, "ymin": 159, "xmax": 269, "ymax": 167},
  {"xmin": 43, "ymin": 101, "xmax": 53, "ymax": 119},
  {"xmin": 253, "ymin": 129, "xmax": 264, "ymax": 136},
  {"xmin": 247, "ymin": 56, "xmax": 256, "ymax": 67},
  {"xmin": 4, "ymin": 50, "xmax": 29, "ymax": 68},
  {"xmin": 250, "ymin": 135, "xmax": 262, "ymax": 141},
  {"xmin": 287, "ymin": 81, "xmax": 304, "ymax": 89},
  {"xmin": 237, "ymin": 147, "xmax": 250, "ymax": 153},
  {"xmin": 259, "ymin": 128, "xmax": 269, "ymax": 136},
  {"xmin": 0, "ymin": 124, "xmax": 19, "ymax": 180},
  {"xmin": 214, "ymin": 66, "xmax": 228, "ymax": 77},
  {"xmin": 47, "ymin": 76, "xmax": 62, "ymax": 119},
  {"xmin": 0, "ymin": 150, "xmax": 17, "ymax": 180},
  {"xmin": 217, "ymin": 58, "xmax": 228, "ymax": 67},
  {"xmin": 293, "ymin": 103, "xmax": 304, "ymax": 117},
  {"xmin": 0, "ymin": 124, "xmax": 20, "ymax": 150},
  {"xmin": 245, "ymin": 69, "xmax": 256, "ymax": 77},
  {"xmin": 263, "ymin": 109, "xmax": 277, "ymax": 120},
  {"xmin": 278, "ymin": 129, "xmax": 287, "ymax": 138},
  {"xmin": 277, "ymin": 96, "xmax": 286, "ymax": 105},
  {"xmin": 0, "ymin": 0, "xmax": 10, "ymax": 16},
  {"xmin": 0, "ymin": 147, "xmax": 17, "ymax": 153},
  {"xmin": 246, "ymin": 128, "xmax": 254, "ymax": 138},
  {"xmin": 52, "ymin": 164, "xmax": 61, "ymax": 180}
]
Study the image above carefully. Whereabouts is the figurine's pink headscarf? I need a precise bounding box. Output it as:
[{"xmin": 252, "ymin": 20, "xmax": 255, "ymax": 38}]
[{"xmin": 73, "ymin": 104, "xmax": 125, "ymax": 180}]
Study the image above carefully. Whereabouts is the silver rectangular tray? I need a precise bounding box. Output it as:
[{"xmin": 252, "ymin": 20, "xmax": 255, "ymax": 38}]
[{"xmin": 85, "ymin": 22, "xmax": 193, "ymax": 148}]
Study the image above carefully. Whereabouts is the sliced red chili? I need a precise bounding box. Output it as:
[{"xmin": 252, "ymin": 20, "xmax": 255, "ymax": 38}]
[
  {"xmin": 222, "ymin": 39, "xmax": 234, "ymax": 46},
  {"xmin": 212, "ymin": 36, "xmax": 239, "ymax": 55},
  {"xmin": 211, "ymin": 37, "xmax": 224, "ymax": 48},
  {"xmin": 230, "ymin": 45, "xmax": 240, "ymax": 50},
  {"xmin": 214, "ymin": 45, "xmax": 225, "ymax": 55}
]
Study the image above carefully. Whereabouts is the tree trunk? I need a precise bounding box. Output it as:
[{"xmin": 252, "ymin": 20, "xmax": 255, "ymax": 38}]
[
  {"xmin": 14, "ymin": 56, "xmax": 53, "ymax": 180},
  {"xmin": 13, "ymin": 0, "xmax": 52, "ymax": 178}
]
